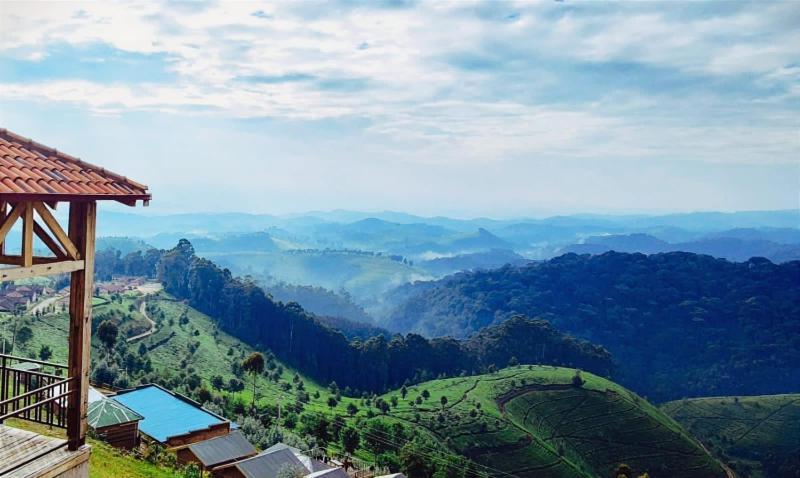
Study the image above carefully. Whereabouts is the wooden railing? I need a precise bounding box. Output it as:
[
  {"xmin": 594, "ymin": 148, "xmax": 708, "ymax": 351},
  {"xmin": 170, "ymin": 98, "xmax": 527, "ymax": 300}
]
[{"xmin": 0, "ymin": 353, "xmax": 74, "ymax": 428}]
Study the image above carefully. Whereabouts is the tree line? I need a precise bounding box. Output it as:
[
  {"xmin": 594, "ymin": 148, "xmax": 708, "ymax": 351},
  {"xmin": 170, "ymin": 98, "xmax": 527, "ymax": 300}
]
[{"xmin": 94, "ymin": 239, "xmax": 612, "ymax": 393}]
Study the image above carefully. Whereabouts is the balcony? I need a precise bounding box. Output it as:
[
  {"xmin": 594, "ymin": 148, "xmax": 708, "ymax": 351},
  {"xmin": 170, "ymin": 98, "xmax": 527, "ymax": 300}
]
[{"xmin": 0, "ymin": 353, "xmax": 90, "ymax": 477}]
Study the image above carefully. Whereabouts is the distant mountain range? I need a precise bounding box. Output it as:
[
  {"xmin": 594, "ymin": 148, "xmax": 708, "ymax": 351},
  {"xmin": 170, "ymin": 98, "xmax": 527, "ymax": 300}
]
[
  {"xmin": 93, "ymin": 209, "xmax": 799, "ymax": 314},
  {"xmin": 563, "ymin": 230, "xmax": 800, "ymax": 262}
]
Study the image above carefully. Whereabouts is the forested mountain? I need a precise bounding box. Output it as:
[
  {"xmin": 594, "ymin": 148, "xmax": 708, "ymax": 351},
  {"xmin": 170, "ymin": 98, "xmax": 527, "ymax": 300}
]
[
  {"xmin": 152, "ymin": 240, "xmax": 612, "ymax": 392},
  {"xmin": 265, "ymin": 283, "xmax": 374, "ymax": 324},
  {"xmin": 564, "ymin": 233, "xmax": 800, "ymax": 263},
  {"xmin": 387, "ymin": 251, "xmax": 800, "ymax": 401}
]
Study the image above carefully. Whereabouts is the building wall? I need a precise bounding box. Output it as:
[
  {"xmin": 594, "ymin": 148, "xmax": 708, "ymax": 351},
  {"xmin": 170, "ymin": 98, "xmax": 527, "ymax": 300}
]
[
  {"xmin": 165, "ymin": 422, "xmax": 230, "ymax": 447},
  {"xmin": 95, "ymin": 422, "xmax": 139, "ymax": 450},
  {"xmin": 211, "ymin": 466, "xmax": 245, "ymax": 478},
  {"xmin": 175, "ymin": 448, "xmax": 204, "ymax": 468}
]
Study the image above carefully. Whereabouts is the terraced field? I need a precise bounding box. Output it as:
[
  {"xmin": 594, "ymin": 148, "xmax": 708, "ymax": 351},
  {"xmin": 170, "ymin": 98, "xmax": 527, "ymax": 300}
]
[
  {"xmin": 663, "ymin": 394, "xmax": 800, "ymax": 478},
  {"xmin": 384, "ymin": 367, "xmax": 726, "ymax": 478}
]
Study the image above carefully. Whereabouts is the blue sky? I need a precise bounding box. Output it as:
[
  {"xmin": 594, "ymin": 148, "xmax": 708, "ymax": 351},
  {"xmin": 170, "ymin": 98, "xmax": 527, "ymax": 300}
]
[{"xmin": 0, "ymin": 1, "xmax": 797, "ymax": 217}]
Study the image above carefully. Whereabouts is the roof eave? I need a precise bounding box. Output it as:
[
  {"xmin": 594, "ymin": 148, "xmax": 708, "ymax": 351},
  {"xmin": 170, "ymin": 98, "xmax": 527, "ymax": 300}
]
[{"xmin": 0, "ymin": 192, "xmax": 152, "ymax": 206}]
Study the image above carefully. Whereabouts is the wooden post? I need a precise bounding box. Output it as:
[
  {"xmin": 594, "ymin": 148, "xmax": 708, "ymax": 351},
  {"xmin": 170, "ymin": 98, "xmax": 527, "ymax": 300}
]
[
  {"xmin": 0, "ymin": 201, "xmax": 6, "ymax": 256},
  {"xmin": 66, "ymin": 201, "xmax": 96, "ymax": 451},
  {"xmin": 22, "ymin": 202, "xmax": 33, "ymax": 268}
]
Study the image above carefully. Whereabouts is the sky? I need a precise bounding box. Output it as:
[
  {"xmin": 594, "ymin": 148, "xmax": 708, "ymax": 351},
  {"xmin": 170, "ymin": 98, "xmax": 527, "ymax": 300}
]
[{"xmin": 0, "ymin": 1, "xmax": 798, "ymax": 218}]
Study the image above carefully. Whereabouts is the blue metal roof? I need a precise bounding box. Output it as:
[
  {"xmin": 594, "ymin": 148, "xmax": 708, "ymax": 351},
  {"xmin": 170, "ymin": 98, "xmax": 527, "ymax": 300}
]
[{"xmin": 113, "ymin": 385, "xmax": 226, "ymax": 443}]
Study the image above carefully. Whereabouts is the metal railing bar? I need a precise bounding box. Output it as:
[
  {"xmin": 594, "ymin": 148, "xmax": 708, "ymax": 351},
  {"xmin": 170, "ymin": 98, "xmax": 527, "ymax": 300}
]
[
  {"xmin": 0, "ymin": 376, "xmax": 74, "ymax": 408},
  {"xmin": 0, "ymin": 353, "xmax": 69, "ymax": 370},
  {"xmin": 0, "ymin": 390, "xmax": 73, "ymax": 421}
]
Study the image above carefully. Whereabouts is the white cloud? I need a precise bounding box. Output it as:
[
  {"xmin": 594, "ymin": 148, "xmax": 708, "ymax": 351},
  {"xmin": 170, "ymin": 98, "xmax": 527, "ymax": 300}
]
[{"xmin": 0, "ymin": 1, "xmax": 797, "ymax": 166}]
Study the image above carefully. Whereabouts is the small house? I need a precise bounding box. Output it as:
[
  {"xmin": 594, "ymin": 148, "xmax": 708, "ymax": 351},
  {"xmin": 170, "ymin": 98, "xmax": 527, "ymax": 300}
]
[
  {"xmin": 213, "ymin": 447, "xmax": 309, "ymax": 478},
  {"xmin": 176, "ymin": 430, "xmax": 257, "ymax": 471},
  {"xmin": 114, "ymin": 384, "xmax": 231, "ymax": 446},
  {"xmin": 305, "ymin": 468, "xmax": 349, "ymax": 478},
  {"xmin": 263, "ymin": 443, "xmax": 332, "ymax": 473},
  {"xmin": 87, "ymin": 398, "xmax": 143, "ymax": 450}
]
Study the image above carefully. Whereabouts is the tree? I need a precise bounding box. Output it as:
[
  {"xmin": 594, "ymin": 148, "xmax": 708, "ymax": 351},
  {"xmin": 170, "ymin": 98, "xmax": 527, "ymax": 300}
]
[
  {"xmin": 347, "ymin": 402, "xmax": 359, "ymax": 416},
  {"xmin": 508, "ymin": 356, "xmax": 519, "ymax": 367},
  {"xmin": 242, "ymin": 352, "xmax": 265, "ymax": 409},
  {"xmin": 572, "ymin": 370, "xmax": 584, "ymax": 387},
  {"xmin": 614, "ymin": 464, "xmax": 633, "ymax": 478},
  {"xmin": 97, "ymin": 320, "xmax": 118, "ymax": 352},
  {"xmin": 327, "ymin": 396, "xmax": 338, "ymax": 410},
  {"xmin": 399, "ymin": 440, "xmax": 431, "ymax": 478},
  {"xmin": 421, "ymin": 389, "xmax": 430, "ymax": 400},
  {"xmin": 440, "ymin": 396, "xmax": 448, "ymax": 408},
  {"xmin": 211, "ymin": 375, "xmax": 224, "ymax": 391},
  {"xmin": 16, "ymin": 326, "xmax": 33, "ymax": 346},
  {"xmin": 341, "ymin": 427, "xmax": 360, "ymax": 454},
  {"xmin": 38, "ymin": 344, "xmax": 52, "ymax": 362},
  {"xmin": 197, "ymin": 387, "xmax": 212, "ymax": 404},
  {"xmin": 400, "ymin": 385, "xmax": 408, "ymax": 399}
]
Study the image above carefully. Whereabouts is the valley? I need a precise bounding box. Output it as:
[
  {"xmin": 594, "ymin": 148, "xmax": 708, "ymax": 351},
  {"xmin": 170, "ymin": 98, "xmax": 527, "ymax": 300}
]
[{"xmin": 2, "ymin": 210, "xmax": 798, "ymax": 477}]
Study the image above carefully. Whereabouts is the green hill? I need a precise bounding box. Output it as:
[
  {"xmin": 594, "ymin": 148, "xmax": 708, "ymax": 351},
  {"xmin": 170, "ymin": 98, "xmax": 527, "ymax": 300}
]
[
  {"xmin": 662, "ymin": 395, "xmax": 800, "ymax": 478},
  {"xmin": 385, "ymin": 252, "xmax": 800, "ymax": 402},
  {"xmin": 379, "ymin": 366, "xmax": 727, "ymax": 478},
  {"xmin": 2, "ymin": 287, "xmax": 734, "ymax": 477}
]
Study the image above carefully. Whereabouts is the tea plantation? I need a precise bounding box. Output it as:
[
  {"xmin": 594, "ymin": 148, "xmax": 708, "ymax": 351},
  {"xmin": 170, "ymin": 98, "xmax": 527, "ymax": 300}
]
[{"xmin": 381, "ymin": 367, "xmax": 727, "ymax": 478}]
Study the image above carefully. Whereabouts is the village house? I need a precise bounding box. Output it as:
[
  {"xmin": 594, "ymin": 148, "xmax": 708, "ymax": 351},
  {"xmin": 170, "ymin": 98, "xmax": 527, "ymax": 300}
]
[
  {"xmin": 176, "ymin": 429, "xmax": 257, "ymax": 471},
  {"xmin": 113, "ymin": 384, "xmax": 232, "ymax": 447}
]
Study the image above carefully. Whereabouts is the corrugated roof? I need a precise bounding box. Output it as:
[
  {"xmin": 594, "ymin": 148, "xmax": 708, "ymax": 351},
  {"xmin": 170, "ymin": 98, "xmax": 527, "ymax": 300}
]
[
  {"xmin": 187, "ymin": 430, "xmax": 256, "ymax": 467},
  {"xmin": 264, "ymin": 443, "xmax": 331, "ymax": 473},
  {"xmin": 113, "ymin": 384, "xmax": 227, "ymax": 443},
  {"xmin": 88, "ymin": 398, "xmax": 143, "ymax": 428},
  {"xmin": 263, "ymin": 443, "xmax": 302, "ymax": 455},
  {"xmin": 0, "ymin": 128, "xmax": 150, "ymax": 204},
  {"xmin": 305, "ymin": 468, "xmax": 349, "ymax": 478},
  {"xmin": 232, "ymin": 448, "xmax": 309, "ymax": 478},
  {"xmin": 299, "ymin": 455, "xmax": 333, "ymax": 473}
]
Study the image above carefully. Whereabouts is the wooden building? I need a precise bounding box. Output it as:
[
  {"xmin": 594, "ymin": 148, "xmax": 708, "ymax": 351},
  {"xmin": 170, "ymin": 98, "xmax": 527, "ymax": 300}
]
[
  {"xmin": 87, "ymin": 398, "xmax": 143, "ymax": 450},
  {"xmin": 0, "ymin": 127, "xmax": 150, "ymax": 477},
  {"xmin": 212, "ymin": 447, "xmax": 310, "ymax": 478},
  {"xmin": 113, "ymin": 384, "xmax": 231, "ymax": 447},
  {"xmin": 176, "ymin": 430, "xmax": 257, "ymax": 471}
]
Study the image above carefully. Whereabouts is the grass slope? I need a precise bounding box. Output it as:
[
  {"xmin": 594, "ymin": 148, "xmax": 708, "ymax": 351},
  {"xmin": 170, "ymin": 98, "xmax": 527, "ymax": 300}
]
[
  {"xmin": 3, "ymin": 288, "xmax": 362, "ymax": 418},
  {"xmin": 381, "ymin": 367, "xmax": 726, "ymax": 478},
  {"xmin": 7, "ymin": 289, "xmax": 730, "ymax": 478},
  {"xmin": 662, "ymin": 394, "xmax": 800, "ymax": 478}
]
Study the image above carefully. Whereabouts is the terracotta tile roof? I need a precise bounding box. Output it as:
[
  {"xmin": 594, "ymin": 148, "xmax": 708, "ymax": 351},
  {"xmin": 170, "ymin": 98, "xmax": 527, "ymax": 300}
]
[{"xmin": 0, "ymin": 128, "xmax": 150, "ymax": 205}]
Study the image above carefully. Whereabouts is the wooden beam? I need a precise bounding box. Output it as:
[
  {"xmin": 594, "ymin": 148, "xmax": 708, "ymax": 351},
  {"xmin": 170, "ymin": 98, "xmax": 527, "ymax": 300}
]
[
  {"xmin": 0, "ymin": 201, "xmax": 6, "ymax": 256},
  {"xmin": 33, "ymin": 220, "xmax": 67, "ymax": 258},
  {"xmin": 115, "ymin": 198, "xmax": 138, "ymax": 207},
  {"xmin": 66, "ymin": 201, "xmax": 96, "ymax": 451},
  {"xmin": 0, "ymin": 260, "xmax": 84, "ymax": 281},
  {"xmin": 33, "ymin": 202, "xmax": 80, "ymax": 260},
  {"xmin": 22, "ymin": 202, "xmax": 33, "ymax": 267},
  {"xmin": 0, "ymin": 254, "xmax": 67, "ymax": 266},
  {"xmin": 0, "ymin": 203, "xmax": 25, "ymax": 246}
]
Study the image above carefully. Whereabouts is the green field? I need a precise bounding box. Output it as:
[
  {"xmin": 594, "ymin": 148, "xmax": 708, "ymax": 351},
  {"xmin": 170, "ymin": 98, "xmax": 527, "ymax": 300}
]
[
  {"xmin": 6, "ymin": 289, "xmax": 737, "ymax": 477},
  {"xmin": 663, "ymin": 394, "xmax": 800, "ymax": 478},
  {"xmin": 380, "ymin": 367, "xmax": 727, "ymax": 478}
]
